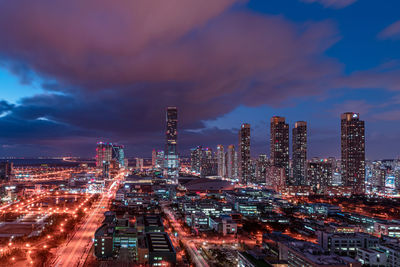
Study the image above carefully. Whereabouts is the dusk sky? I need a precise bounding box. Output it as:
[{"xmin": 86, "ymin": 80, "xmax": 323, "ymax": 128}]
[{"xmin": 1, "ymin": 0, "xmax": 400, "ymax": 159}]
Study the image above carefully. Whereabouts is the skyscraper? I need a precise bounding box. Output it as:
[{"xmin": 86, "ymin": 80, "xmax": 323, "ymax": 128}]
[
  {"xmin": 96, "ymin": 142, "xmax": 112, "ymax": 169},
  {"xmin": 200, "ymin": 147, "xmax": 217, "ymax": 177},
  {"xmin": 164, "ymin": 107, "xmax": 179, "ymax": 178},
  {"xmin": 217, "ymin": 145, "xmax": 226, "ymax": 177},
  {"xmin": 238, "ymin": 123, "xmax": 251, "ymax": 184},
  {"xmin": 226, "ymin": 145, "xmax": 237, "ymax": 179},
  {"xmin": 190, "ymin": 146, "xmax": 203, "ymax": 174},
  {"xmin": 341, "ymin": 112, "xmax": 365, "ymax": 195},
  {"xmin": 111, "ymin": 144, "xmax": 125, "ymax": 168},
  {"xmin": 292, "ymin": 121, "xmax": 307, "ymax": 185},
  {"xmin": 270, "ymin": 116, "xmax": 289, "ymax": 180}
]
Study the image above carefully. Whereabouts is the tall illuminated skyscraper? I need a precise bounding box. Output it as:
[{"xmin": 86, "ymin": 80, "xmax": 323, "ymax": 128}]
[
  {"xmin": 190, "ymin": 146, "xmax": 203, "ymax": 174},
  {"xmin": 217, "ymin": 145, "xmax": 226, "ymax": 177},
  {"xmin": 270, "ymin": 116, "xmax": 289, "ymax": 180},
  {"xmin": 292, "ymin": 121, "xmax": 307, "ymax": 185},
  {"xmin": 96, "ymin": 142, "xmax": 112, "ymax": 169},
  {"xmin": 341, "ymin": 112, "xmax": 365, "ymax": 195},
  {"xmin": 238, "ymin": 123, "xmax": 251, "ymax": 184},
  {"xmin": 164, "ymin": 107, "xmax": 179, "ymax": 178}
]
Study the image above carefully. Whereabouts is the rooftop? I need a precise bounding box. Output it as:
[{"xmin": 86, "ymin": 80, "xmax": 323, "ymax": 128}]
[{"xmin": 146, "ymin": 232, "xmax": 175, "ymax": 253}]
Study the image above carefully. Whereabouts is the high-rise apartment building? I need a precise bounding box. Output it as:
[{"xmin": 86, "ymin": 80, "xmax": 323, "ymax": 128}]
[
  {"xmin": 341, "ymin": 112, "xmax": 365, "ymax": 195},
  {"xmin": 292, "ymin": 121, "xmax": 307, "ymax": 185},
  {"xmin": 190, "ymin": 146, "xmax": 203, "ymax": 174},
  {"xmin": 226, "ymin": 145, "xmax": 237, "ymax": 179},
  {"xmin": 307, "ymin": 161, "xmax": 333, "ymax": 194},
  {"xmin": 217, "ymin": 145, "xmax": 226, "ymax": 177},
  {"xmin": 270, "ymin": 116, "xmax": 289, "ymax": 181},
  {"xmin": 164, "ymin": 107, "xmax": 179, "ymax": 178},
  {"xmin": 238, "ymin": 123, "xmax": 251, "ymax": 184},
  {"xmin": 201, "ymin": 148, "xmax": 217, "ymax": 177}
]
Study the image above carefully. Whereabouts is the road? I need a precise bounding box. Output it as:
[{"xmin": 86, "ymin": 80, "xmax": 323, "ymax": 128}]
[
  {"xmin": 53, "ymin": 179, "xmax": 120, "ymax": 267},
  {"xmin": 164, "ymin": 207, "xmax": 209, "ymax": 267}
]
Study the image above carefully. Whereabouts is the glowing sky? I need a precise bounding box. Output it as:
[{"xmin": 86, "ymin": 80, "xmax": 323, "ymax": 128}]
[{"xmin": 0, "ymin": 0, "xmax": 400, "ymax": 159}]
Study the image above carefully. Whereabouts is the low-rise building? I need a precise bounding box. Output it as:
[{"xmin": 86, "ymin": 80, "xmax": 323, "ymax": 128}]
[
  {"xmin": 374, "ymin": 221, "xmax": 400, "ymax": 238},
  {"xmin": 146, "ymin": 232, "xmax": 176, "ymax": 266},
  {"xmin": 317, "ymin": 231, "xmax": 379, "ymax": 257},
  {"xmin": 356, "ymin": 247, "xmax": 387, "ymax": 266}
]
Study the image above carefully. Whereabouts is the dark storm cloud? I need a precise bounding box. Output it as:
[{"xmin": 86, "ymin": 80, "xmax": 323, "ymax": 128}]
[
  {"xmin": 0, "ymin": 0, "xmax": 347, "ymax": 156},
  {"xmin": 0, "ymin": 100, "xmax": 14, "ymax": 114}
]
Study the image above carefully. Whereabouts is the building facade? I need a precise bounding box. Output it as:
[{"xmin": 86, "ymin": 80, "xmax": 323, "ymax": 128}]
[
  {"xmin": 270, "ymin": 116, "xmax": 289, "ymax": 181},
  {"xmin": 292, "ymin": 121, "xmax": 307, "ymax": 186},
  {"xmin": 238, "ymin": 123, "xmax": 251, "ymax": 184},
  {"xmin": 226, "ymin": 145, "xmax": 238, "ymax": 180},
  {"xmin": 341, "ymin": 112, "xmax": 365, "ymax": 195},
  {"xmin": 217, "ymin": 145, "xmax": 226, "ymax": 177},
  {"xmin": 164, "ymin": 107, "xmax": 179, "ymax": 178}
]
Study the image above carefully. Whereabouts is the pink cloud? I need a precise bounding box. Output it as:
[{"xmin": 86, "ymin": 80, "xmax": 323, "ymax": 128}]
[{"xmin": 378, "ymin": 20, "xmax": 400, "ymax": 40}]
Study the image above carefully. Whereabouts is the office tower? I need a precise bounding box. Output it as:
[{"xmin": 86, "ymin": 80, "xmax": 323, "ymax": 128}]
[
  {"xmin": 152, "ymin": 149, "xmax": 157, "ymax": 168},
  {"xmin": 292, "ymin": 121, "xmax": 307, "ymax": 186},
  {"xmin": 226, "ymin": 145, "xmax": 237, "ymax": 179},
  {"xmin": 341, "ymin": 112, "xmax": 365, "ymax": 195},
  {"xmin": 217, "ymin": 145, "xmax": 226, "ymax": 177},
  {"xmin": 96, "ymin": 142, "xmax": 112, "ymax": 169},
  {"xmin": 307, "ymin": 161, "xmax": 333, "ymax": 194},
  {"xmin": 0, "ymin": 161, "xmax": 13, "ymax": 181},
  {"xmin": 270, "ymin": 116, "xmax": 290, "ymax": 181},
  {"xmin": 164, "ymin": 107, "xmax": 179, "ymax": 178},
  {"xmin": 190, "ymin": 146, "xmax": 203, "ymax": 174},
  {"xmin": 238, "ymin": 123, "xmax": 251, "ymax": 184},
  {"xmin": 112, "ymin": 144, "xmax": 125, "ymax": 168}
]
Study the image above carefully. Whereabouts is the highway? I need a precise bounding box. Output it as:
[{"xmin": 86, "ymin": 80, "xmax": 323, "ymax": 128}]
[{"xmin": 53, "ymin": 179, "xmax": 120, "ymax": 267}]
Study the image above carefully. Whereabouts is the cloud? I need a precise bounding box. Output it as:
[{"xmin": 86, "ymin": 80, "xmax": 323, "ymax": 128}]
[
  {"xmin": 301, "ymin": 0, "xmax": 357, "ymax": 8},
  {"xmin": 329, "ymin": 100, "xmax": 375, "ymax": 116},
  {"xmin": 337, "ymin": 62, "xmax": 400, "ymax": 91},
  {"xmin": 0, "ymin": 0, "xmax": 344, "ymax": 156},
  {"xmin": 378, "ymin": 20, "xmax": 400, "ymax": 40}
]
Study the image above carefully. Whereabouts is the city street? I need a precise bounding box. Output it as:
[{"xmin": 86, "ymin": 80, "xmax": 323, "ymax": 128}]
[{"xmin": 53, "ymin": 179, "xmax": 120, "ymax": 267}]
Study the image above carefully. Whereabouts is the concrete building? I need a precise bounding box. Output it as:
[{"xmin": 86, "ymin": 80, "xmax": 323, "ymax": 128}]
[
  {"xmin": 292, "ymin": 121, "xmax": 307, "ymax": 186},
  {"xmin": 270, "ymin": 116, "xmax": 289, "ymax": 181},
  {"xmin": 238, "ymin": 123, "xmax": 251, "ymax": 184},
  {"xmin": 341, "ymin": 112, "xmax": 365, "ymax": 195}
]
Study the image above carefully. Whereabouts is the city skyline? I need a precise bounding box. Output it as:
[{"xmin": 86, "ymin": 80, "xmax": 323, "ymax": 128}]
[
  {"xmin": 1, "ymin": 2, "xmax": 400, "ymax": 267},
  {"xmin": 0, "ymin": 0, "xmax": 400, "ymax": 158}
]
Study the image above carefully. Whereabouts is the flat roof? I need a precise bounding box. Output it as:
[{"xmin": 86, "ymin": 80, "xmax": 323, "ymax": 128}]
[{"xmin": 146, "ymin": 232, "xmax": 175, "ymax": 253}]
